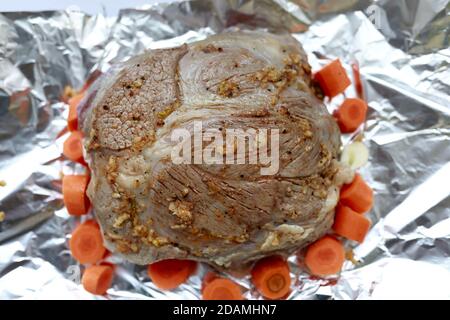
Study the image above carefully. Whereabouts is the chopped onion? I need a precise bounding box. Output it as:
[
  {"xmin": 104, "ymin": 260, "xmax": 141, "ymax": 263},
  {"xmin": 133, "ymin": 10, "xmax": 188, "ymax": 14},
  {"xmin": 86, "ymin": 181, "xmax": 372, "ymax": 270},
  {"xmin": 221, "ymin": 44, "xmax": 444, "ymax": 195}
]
[{"xmin": 341, "ymin": 141, "xmax": 369, "ymax": 169}]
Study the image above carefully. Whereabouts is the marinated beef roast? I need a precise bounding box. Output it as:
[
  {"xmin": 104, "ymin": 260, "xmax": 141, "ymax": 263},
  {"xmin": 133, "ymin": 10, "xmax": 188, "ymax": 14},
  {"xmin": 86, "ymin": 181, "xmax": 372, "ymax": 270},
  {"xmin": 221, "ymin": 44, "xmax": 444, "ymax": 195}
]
[{"xmin": 80, "ymin": 31, "xmax": 354, "ymax": 269}]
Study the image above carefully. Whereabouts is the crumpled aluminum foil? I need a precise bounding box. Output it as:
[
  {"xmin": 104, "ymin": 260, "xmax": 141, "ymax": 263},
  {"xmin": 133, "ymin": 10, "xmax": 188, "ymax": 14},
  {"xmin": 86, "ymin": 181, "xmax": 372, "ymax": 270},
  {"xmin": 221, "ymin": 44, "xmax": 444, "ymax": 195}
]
[{"xmin": 0, "ymin": 0, "xmax": 449, "ymax": 300}]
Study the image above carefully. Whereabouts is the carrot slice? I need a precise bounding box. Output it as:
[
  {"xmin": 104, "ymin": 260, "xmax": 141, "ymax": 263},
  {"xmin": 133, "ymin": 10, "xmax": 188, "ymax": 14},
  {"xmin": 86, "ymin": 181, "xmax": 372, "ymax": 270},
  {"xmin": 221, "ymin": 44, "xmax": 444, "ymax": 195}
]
[
  {"xmin": 62, "ymin": 175, "xmax": 90, "ymax": 215},
  {"xmin": 82, "ymin": 265, "xmax": 113, "ymax": 295},
  {"xmin": 147, "ymin": 259, "xmax": 197, "ymax": 290},
  {"xmin": 305, "ymin": 235, "xmax": 345, "ymax": 276},
  {"xmin": 63, "ymin": 131, "xmax": 86, "ymax": 165},
  {"xmin": 188, "ymin": 259, "xmax": 198, "ymax": 275},
  {"xmin": 313, "ymin": 59, "xmax": 351, "ymax": 98},
  {"xmin": 82, "ymin": 219, "xmax": 99, "ymax": 228},
  {"xmin": 351, "ymin": 62, "xmax": 364, "ymax": 99},
  {"xmin": 68, "ymin": 93, "xmax": 84, "ymax": 131},
  {"xmin": 333, "ymin": 98, "xmax": 368, "ymax": 133},
  {"xmin": 251, "ymin": 255, "xmax": 291, "ymax": 300},
  {"xmin": 333, "ymin": 204, "xmax": 371, "ymax": 243},
  {"xmin": 201, "ymin": 272, "xmax": 219, "ymax": 293},
  {"xmin": 202, "ymin": 278, "xmax": 243, "ymax": 300},
  {"xmin": 70, "ymin": 220, "xmax": 106, "ymax": 264},
  {"xmin": 340, "ymin": 174, "xmax": 373, "ymax": 213}
]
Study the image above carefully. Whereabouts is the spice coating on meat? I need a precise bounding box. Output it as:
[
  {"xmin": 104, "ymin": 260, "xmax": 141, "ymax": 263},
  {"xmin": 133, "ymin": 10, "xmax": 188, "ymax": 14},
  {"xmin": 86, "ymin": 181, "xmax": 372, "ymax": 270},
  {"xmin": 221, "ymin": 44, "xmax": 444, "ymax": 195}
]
[{"xmin": 80, "ymin": 31, "xmax": 352, "ymax": 269}]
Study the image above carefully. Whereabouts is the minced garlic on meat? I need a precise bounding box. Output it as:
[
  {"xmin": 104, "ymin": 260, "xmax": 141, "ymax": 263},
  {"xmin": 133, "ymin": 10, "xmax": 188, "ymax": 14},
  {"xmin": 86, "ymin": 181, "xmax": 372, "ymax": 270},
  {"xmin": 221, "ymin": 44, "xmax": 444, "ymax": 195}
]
[{"xmin": 113, "ymin": 213, "xmax": 130, "ymax": 228}]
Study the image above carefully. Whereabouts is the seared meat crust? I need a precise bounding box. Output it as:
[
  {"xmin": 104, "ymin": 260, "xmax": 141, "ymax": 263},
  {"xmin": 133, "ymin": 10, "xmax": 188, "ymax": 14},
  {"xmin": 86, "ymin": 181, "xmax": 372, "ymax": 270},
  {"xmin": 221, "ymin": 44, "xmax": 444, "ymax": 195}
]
[{"xmin": 80, "ymin": 31, "xmax": 352, "ymax": 269}]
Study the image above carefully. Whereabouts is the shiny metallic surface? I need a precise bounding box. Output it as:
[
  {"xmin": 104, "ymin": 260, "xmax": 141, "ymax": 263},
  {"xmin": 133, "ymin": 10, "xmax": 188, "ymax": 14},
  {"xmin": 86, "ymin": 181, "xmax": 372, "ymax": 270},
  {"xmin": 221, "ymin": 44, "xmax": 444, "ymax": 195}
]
[{"xmin": 0, "ymin": 0, "xmax": 449, "ymax": 299}]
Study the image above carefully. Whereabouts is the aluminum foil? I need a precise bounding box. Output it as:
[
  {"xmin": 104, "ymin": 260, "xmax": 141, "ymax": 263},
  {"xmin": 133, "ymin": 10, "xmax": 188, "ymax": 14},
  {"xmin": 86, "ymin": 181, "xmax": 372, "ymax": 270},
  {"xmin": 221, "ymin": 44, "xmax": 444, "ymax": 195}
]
[{"xmin": 0, "ymin": 0, "xmax": 449, "ymax": 300}]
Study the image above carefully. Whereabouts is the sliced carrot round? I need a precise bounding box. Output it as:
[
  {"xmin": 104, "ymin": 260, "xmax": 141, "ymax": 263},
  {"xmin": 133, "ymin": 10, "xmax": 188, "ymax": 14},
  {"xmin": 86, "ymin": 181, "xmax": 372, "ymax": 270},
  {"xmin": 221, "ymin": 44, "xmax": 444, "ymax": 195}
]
[
  {"xmin": 82, "ymin": 219, "xmax": 100, "ymax": 228},
  {"xmin": 201, "ymin": 271, "xmax": 219, "ymax": 293},
  {"xmin": 305, "ymin": 235, "xmax": 345, "ymax": 276},
  {"xmin": 62, "ymin": 175, "xmax": 90, "ymax": 215},
  {"xmin": 147, "ymin": 259, "xmax": 197, "ymax": 290},
  {"xmin": 340, "ymin": 174, "xmax": 373, "ymax": 213},
  {"xmin": 63, "ymin": 131, "xmax": 86, "ymax": 165},
  {"xmin": 68, "ymin": 93, "xmax": 84, "ymax": 132},
  {"xmin": 313, "ymin": 59, "xmax": 351, "ymax": 98},
  {"xmin": 333, "ymin": 204, "xmax": 371, "ymax": 243},
  {"xmin": 188, "ymin": 259, "xmax": 198, "ymax": 275},
  {"xmin": 202, "ymin": 278, "xmax": 243, "ymax": 300},
  {"xmin": 70, "ymin": 220, "xmax": 106, "ymax": 264},
  {"xmin": 251, "ymin": 256, "xmax": 291, "ymax": 300},
  {"xmin": 334, "ymin": 98, "xmax": 368, "ymax": 133},
  {"xmin": 82, "ymin": 265, "xmax": 113, "ymax": 295},
  {"xmin": 351, "ymin": 62, "xmax": 364, "ymax": 99}
]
